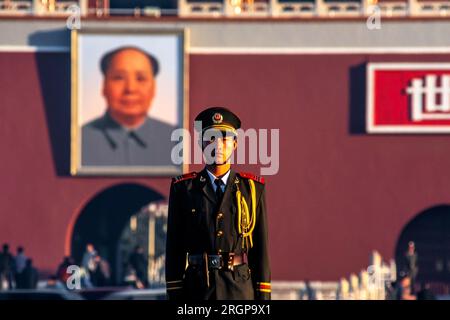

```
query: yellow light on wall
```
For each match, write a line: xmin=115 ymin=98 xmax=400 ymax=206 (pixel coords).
xmin=130 ymin=215 xmax=137 ymax=232
xmin=49 ymin=0 xmax=55 ymax=12
xmin=229 ymin=0 xmax=255 ymax=14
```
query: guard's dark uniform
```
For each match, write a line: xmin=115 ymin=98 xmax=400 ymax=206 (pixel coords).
xmin=165 ymin=107 xmax=271 ymax=300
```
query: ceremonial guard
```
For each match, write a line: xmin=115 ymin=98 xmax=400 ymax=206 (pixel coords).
xmin=165 ymin=107 xmax=271 ymax=300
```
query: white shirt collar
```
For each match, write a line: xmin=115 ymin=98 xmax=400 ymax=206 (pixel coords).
xmin=206 ymin=169 xmax=231 ymax=190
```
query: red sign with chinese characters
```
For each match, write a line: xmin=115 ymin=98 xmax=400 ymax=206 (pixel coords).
xmin=366 ymin=63 xmax=450 ymax=133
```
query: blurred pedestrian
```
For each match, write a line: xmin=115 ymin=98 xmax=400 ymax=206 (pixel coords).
xmin=91 ymin=254 xmax=111 ymax=287
xmin=128 ymin=245 xmax=148 ymax=288
xmin=19 ymin=259 xmax=38 ymax=289
xmin=14 ymin=246 xmax=28 ymax=288
xmin=82 ymin=243 xmax=97 ymax=272
xmin=396 ymin=275 xmax=416 ymax=300
xmin=403 ymin=241 xmax=418 ymax=294
xmin=44 ymin=275 xmax=66 ymax=290
xmin=14 ymin=246 xmax=27 ymax=274
xmin=81 ymin=243 xmax=97 ymax=287
xmin=0 ymin=244 xmax=14 ymax=290
xmin=56 ymin=256 xmax=75 ymax=286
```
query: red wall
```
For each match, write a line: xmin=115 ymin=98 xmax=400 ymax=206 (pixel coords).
xmin=1 ymin=51 xmax=450 ymax=281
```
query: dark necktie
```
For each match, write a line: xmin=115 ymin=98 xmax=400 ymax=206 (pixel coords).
xmin=214 ymin=179 xmax=225 ymax=203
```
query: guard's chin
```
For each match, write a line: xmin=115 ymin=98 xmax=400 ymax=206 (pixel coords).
xmin=214 ymin=157 xmax=230 ymax=166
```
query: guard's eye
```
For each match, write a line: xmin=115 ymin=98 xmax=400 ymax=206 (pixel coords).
xmin=204 ymin=133 xmax=235 ymax=143
xmin=222 ymin=136 xmax=235 ymax=142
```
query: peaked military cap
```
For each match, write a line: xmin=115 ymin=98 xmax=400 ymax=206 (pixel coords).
xmin=194 ymin=107 xmax=241 ymax=135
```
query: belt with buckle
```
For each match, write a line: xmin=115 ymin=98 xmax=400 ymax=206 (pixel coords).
xmin=188 ymin=252 xmax=247 ymax=271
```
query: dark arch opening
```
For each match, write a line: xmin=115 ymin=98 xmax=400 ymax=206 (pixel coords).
xmin=70 ymin=183 xmax=165 ymax=285
xmin=395 ymin=205 xmax=450 ymax=293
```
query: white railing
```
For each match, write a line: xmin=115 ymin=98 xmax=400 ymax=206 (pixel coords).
xmin=335 ymin=251 xmax=397 ymax=300
xmin=179 ymin=0 xmax=450 ymax=17
xmin=0 ymin=0 xmax=448 ymax=18
xmin=271 ymin=281 xmax=339 ymax=300
xmin=273 ymin=2 xmax=316 ymax=16
xmin=416 ymin=0 xmax=450 ymax=16
xmin=376 ymin=2 xmax=408 ymax=17
xmin=179 ymin=0 xmax=224 ymax=16
xmin=321 ymin=1 xmax=362 ymax=16
xmin=225 ymin=0 xmax=271 ymax=16
xmin=0 ymin=1 xmax=32 ymax=15
xmin=55 ymin=1 xmax=78 ymax=12
xmin=0 ymin=0 xmax=88 ymax=16
xmin=271 ymin=251 xmax=397 ymax=300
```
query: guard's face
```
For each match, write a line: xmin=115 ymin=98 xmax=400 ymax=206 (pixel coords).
xmin=103 ymin=49 xmax=156 ymax=123
xmin=202 ymin=132 xmax=237 ymax=165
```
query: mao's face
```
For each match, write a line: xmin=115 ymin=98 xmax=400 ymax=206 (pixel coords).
xmin=103 ymin=49 xmax=156 ymax=121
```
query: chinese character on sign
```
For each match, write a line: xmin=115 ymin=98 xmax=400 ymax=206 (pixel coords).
xmin=366 ymin=63 xmax=450 ymax=133
xmin=406 ymin=75 xmax=450 ymax=121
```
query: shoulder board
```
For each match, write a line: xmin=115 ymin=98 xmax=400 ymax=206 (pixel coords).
xmin=238 ymin=172 xmax=265 ymax=184
xmin=172 ymin=172 xmax=197 ymax=184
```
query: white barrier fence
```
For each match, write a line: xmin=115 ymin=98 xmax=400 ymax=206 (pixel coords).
xmin=272 ymin=251 xmax=397 ymax=300
xmin=0 ymin=0 xmax=448 ymax=17
xmin=179 ymin=0 xmax=450 ymax=18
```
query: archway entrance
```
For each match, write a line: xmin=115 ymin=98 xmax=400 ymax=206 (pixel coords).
xmin=395 ymin=205 xmax=450 ymax=293
xmin=70 ymin=183 xmax=166 ymax=286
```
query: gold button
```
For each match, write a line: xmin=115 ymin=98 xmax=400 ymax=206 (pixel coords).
xmin=218 ymin=249 xmax=222 ymax=253
xmin=217 ymin=230 xmax=223 ymax=237
xmin=217 ymin=213 xmax=224 ymax=219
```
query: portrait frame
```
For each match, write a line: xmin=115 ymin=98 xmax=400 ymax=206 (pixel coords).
xmin=70 ymin=27 xmax=189 ymax=176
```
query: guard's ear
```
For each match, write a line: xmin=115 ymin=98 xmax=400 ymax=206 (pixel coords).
xmin=198 ymin=135 xmax=204 ymax=150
